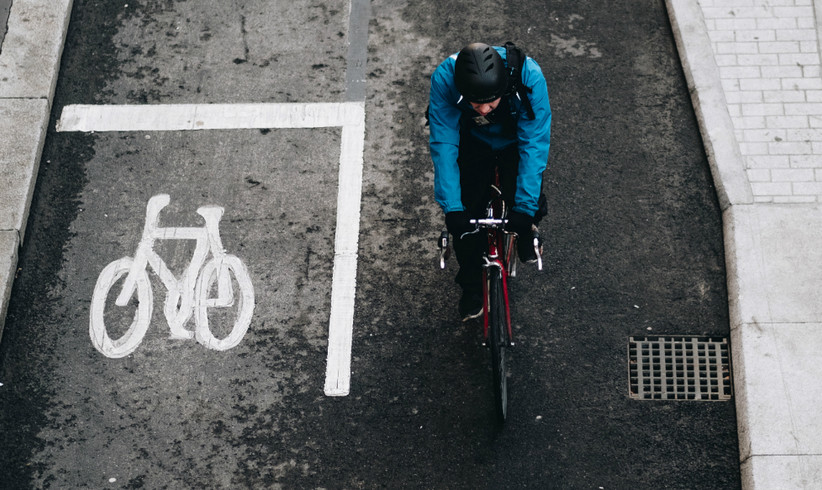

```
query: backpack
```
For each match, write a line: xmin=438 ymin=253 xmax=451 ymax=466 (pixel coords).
xmin=425 ymin=41 xmax=535 ymax=125
xmin=502 ymin=42 xmax=536 ymax=121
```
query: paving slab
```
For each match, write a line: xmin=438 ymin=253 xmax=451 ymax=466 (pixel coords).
xmin=732 ymin=321 xmax=822 ymax=457
xmin=742 ymin=455 xmax=822 ymax=490
xmin=0 ymin=98 xmax=49 ymax=239
xmin=725 ymin=205 xmax=822 ymax=462
xmin=726 ymin=204 xmax=822 ymax=326
xmin=0 ymin=0 xmax=72 ymax=99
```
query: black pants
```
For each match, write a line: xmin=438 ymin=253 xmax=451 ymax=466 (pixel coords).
xmin=453 ymin=137 xmax=521 ymax=294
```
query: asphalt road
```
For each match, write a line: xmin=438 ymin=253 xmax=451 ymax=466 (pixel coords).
xmin=0 ymin=0 xmax=740 ymax=488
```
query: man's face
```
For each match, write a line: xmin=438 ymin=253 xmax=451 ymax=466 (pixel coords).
xmin=469 ymin=98 xmax=501 ymax=117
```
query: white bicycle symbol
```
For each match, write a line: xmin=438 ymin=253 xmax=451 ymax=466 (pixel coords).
xmin=90 ymin=194 xmax=255 ymax=358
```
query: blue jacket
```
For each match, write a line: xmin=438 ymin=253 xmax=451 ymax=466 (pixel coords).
xmin=429 ymin=46 xmax=551 ymax=216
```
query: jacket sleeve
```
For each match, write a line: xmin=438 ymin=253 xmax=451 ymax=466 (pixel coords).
xmin=429 ymin=58 xmax=465 ymax=214
xmin=513 ymin=57 xmax=552 ymax=216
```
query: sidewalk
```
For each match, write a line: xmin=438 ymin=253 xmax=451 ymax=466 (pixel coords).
xmin=668 ymin=0 xmax=822 ymax=487
xmin=0 ymin=0 xmax=73 ymax=336
xmin=0 ymin=0 xmax=820 ymax=488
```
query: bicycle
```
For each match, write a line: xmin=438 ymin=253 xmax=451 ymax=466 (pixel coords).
xmin=90 ymin=194 xmax=255 ymax=358
xmin=439 ymin=171 xmax=542 ymax=424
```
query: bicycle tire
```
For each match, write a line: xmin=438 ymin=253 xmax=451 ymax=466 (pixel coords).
xmin=488 ymin=268 xmax=508 ymax=424
xmin=194 ymin=255 xmax=255 ymax=350
xmin=89 ymin=257 xmax=153 ymax=358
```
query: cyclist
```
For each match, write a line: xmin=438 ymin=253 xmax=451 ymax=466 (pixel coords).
xmin=429 ymin=42 xmax=551 ymax=321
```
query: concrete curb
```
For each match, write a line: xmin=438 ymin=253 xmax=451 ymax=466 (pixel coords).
xmin=665 ymin=0 xmax=753 ymax=210
xmin=0 ymin=0 xmax=73 ymax=337
xmin=0 ymin=98 xmax=49 ymax=238
xmin=0 ymin=231 xmax=18 ymax=333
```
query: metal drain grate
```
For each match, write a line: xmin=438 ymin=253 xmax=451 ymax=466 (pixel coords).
xmin=629 ymin=336 xmax=732 ymax=401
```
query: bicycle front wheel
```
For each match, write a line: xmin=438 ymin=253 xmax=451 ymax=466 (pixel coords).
xmin=89 ymin=257 xmax=153 ymax=358
xmin=488 ymin=269 xmax=509 ymax=424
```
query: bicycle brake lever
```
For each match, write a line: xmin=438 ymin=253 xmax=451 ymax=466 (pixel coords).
xmin=459 ymin=227 xmax=481 ymax=240
xmin=460 ymin=221 xmax=482 ymax=240
xmin=438 ymin=230 xmax=450 ymax=269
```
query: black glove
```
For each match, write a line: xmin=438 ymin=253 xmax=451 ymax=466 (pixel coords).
xmin=507 ymin=211 xmax=538 ymax=263
xmin=445 ymin=211 xmax=474 ymax=238
xmin=505 ymin=210 xmax=534 ymax=237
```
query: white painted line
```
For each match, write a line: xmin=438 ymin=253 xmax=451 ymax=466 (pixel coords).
xmin=57 ymin=102 xmax=365 ymax=396
xmin=56 ymin=102 xmax=364 ymax=132
xmin=324 ymin=116 xmax=365 ymax=396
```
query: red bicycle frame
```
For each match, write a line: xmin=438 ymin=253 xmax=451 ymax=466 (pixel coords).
xmin=437 ymin=167 xmax=540 ymax=345
xmin=481 ymin=175 xmax=514 ymax=346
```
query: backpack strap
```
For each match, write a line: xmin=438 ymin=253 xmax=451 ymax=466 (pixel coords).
xmin=503 ymin=42 xmax=536 ymax=120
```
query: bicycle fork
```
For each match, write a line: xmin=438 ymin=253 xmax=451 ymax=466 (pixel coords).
xmin=482 ymin=260 xmax=513 ymax=348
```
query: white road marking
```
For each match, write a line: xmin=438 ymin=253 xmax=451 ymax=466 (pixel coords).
xmin=89 ymin=194 xmax=255 ymax=358
xmin=58 ymin=102 xmax=365 ymax=396
xmin=324 ymin=119 xmax=365 ymax=396
xmin=57 ymin=102 xmax=364 ymax=131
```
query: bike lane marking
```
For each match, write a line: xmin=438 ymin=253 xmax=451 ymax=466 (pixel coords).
xmin=88 ymin=195 xmax=256 ymax=359
xmin=57 ymin=101 xmax=365 ymax=396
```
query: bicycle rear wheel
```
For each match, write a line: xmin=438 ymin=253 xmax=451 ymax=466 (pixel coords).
xmin=194 ymin=255 xmax=254 ymax=350
xmin=488 ymin=269 xmax=509 ymax=424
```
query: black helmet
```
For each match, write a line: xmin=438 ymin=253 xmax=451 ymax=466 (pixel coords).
xmin=454 ymin=43 xmax=508 ymax=103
